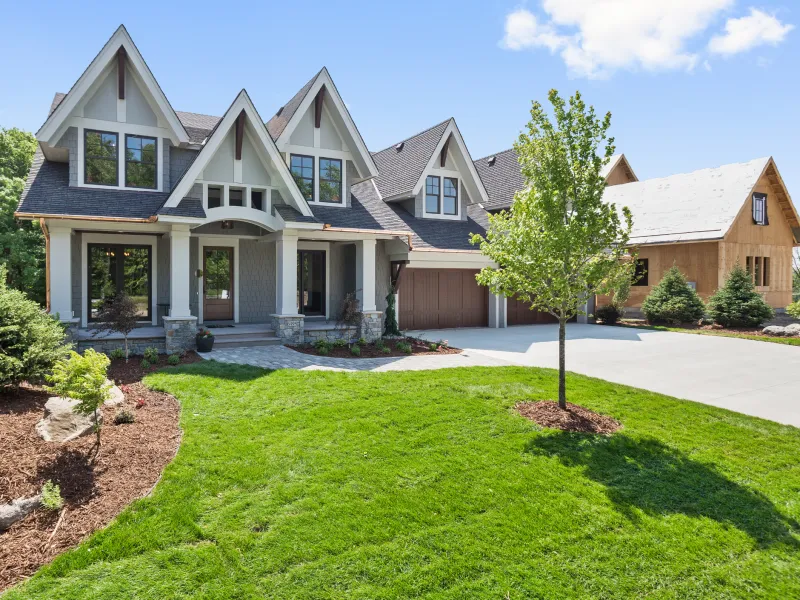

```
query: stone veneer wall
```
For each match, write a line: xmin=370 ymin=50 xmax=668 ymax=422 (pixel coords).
xmin=239 ymin=240 xmax=276 ymax=322
xmin=77 ymin=337 xmax=166 ymax=356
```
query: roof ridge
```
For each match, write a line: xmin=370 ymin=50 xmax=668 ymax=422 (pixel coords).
xmin=371 ymin=118 xmax=452 ymax=156
xmin=473 ymin=147 xmax=517 ymax=163
xmin=619 ymin=156 xmax=770 ymax=186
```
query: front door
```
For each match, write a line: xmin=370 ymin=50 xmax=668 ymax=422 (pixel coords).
xmin=203 ymin=247 xmax=234 ymax=321
xmin=297 ymin=250 xmax=326 ymax=316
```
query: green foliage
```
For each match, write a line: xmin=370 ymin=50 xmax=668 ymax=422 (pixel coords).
xmin=350 ymin=344 xmax=361 ymax=356
xmin=140 ymin=359 xmax=151 ymax=370
xmin=381 ymin=346 xmax=391 ymax=354
xmin=786 ymin=301 xmax=800 ymax=319
xmin=428 ymin=342 xmax=440 ymax=351
xmin=642 ymin=266 xmax=706 ymax=325
xmin=114 ymin=410 xmax=135 ymax=425
xmin=357 ymin=337 xmax=367 ymax=346
xmin=0 ymin=265 xmax=69 ymax=387
xmin=707 ymin=263 xmax=774 ymax=327
xmin=46 ymin=349 xmax=111 ymax=445
xmin=314 ymin=339 xmax=331 ymax=353
xmin=437 ymin=339 xmax=449 ymax=349
xmin=317 ymin=346 xmax=329 ymax=356
xmin=167 ymin=353 xmax=181 ymax=366
xmin=357 ymin=337 xmax=370 ymax=349
xmin=384 ymin=288 xmax=401 ymax=336
xmin=396 ymin=341 xmax=412 ymax=354
xmin=109 ymin=348 xmax=125 ymax=361
xmin=0 ymin=127 xmax=37 ymax=179
xmin=595 ymin=304 xmax=622 ymax=325
xmin=143 ymin=347 xmax=159 ymax=363
xmin=40 ymin=480 xmax=63 ymax=511
xmin=92 ymin=294 xmax=140 ymax=360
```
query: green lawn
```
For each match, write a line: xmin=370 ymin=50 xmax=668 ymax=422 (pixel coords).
xmin=7 ymin=363 xmax=800 ymax=599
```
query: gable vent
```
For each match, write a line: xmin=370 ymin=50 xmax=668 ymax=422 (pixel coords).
xmin=276 ymin=106 xmax=284 ymax=117
xmin=395 ymin=142 xmax=404 ymax=151
xmin=487 ymin=156 xmax=496 ymax=166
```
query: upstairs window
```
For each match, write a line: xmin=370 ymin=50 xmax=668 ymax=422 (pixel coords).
xmin=125 ymin=135 xmax=157 ymax=189
xmin=632 ymin=259 xmax=649 ymax=286
xmin=208 ymin=186 xmax=222 ymax=209
xmin=84 ymin=130 xmax=118 ymax=186
xmin=425 ymin=176 xmax=440 ymax=214
xmin=290 ymin=154 xmax=314 ymax=202
xmin=443 ymin=177 xmax=458 ymax=215
xmin=229 ymin=188 xmax=244 ymax=207
xmin=251 ymin=190 xmax=264 ymax=211
xmin=752 ymin=192 xmax=768 ymax=225
xmin=319 ymin=158 xmax=342 ymax=203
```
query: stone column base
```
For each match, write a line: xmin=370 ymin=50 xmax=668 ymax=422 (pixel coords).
xmin=359 ymin=311 xmax=383 ymax=342
xmin=163 ymin=316 xmax=198 ymax=353
xmin=270 ymin=314 xmax=305 ymax=344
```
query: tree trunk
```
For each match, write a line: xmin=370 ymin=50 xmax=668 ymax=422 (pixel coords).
xmin=124 ymin=336 xmax=129 ymax=362
xmin=94 ymin=407 xmax=100 ymax=446
xmin=558 ymin=317 xmax=567 ymax=409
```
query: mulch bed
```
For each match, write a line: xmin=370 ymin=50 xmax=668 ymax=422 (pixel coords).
xmin=516 ymin=401 xmax=622 ymax=434
xmin=619 ymin=318 xmax=800 ymax=339
xmin=0 ymin=352 xmax=199 ymax=592
xmin=289 ymin=337 xmax=462 ymax=359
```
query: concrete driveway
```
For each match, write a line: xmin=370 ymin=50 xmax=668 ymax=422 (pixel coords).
xmin=411 ymin=324 xmax=800 ymax=427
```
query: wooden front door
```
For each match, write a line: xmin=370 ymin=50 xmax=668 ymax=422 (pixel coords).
xmin=203 ymin=247 xmax=233 ymax=321
xmin=399 ymin=268 xmax=488 ymax=330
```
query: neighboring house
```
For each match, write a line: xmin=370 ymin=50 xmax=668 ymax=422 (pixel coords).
xmin=475 ymin=148 xmax=800 ymax=312
xmin=16 ymin=25 xmax=510 ymax=352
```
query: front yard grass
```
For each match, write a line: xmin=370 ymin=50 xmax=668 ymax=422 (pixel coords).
xmin=6 ymin=363 xmax=800 ymax=599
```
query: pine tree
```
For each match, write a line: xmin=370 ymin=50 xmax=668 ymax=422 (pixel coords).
xmin=642 ymin=265 xmax=705 ymax=325
xmin=707 ymin=263 xmax=774 ymax=327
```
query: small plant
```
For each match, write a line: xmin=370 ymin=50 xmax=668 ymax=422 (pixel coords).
xmin=109 ymin=348 xmax=125 ymax=360
xmin=396 ymin=341 xmax=412 ymax=354
xmin=114 ymin=410 xmax=135 ymax=425
xmin=140 ymin=359 xmax=151 ymax=370
xmin=332 ymin=338 xmax=348 ymax=348
xmin=92 ymin=293 xmax=140 ymax=361
xmin=318 ymin=345 xmax=330 ymax=356
xmin=40 ymin=480 xmax=63 ymax=511
xmin=314 ymin=339 xmax=331 ymax=351
xmin=437 ymin=339 xmax=449 ymax=349
xmin=374 ymin=338 xmax=385 ymax=349
xmin=381 ymin=346 xmax=391 ymax=354
xmin=350 ymin=344 xmax=361 ymax=356
xmin=707 ymin=263 xmax=774 ymax=327
xmin=788 ymin=301 xmax=800 ymax=319
xmin=167 ymin=353 xmax=181 ymax=366
xmin=594 ymin=305 xmax=622 ymax=325
xmin=357 ymin=337 xmax=367 ymax=346
xmin=428 ymin=342 xmax=440 ymax=351
xmin=135 ymin=398 xmax=146 ymax=409
xmin=642 ymin=265 xmax=705 ymax=325
xmin=143 ymin=346 xmax=159 ymax=363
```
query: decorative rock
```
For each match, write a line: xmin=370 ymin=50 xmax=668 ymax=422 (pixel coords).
xmin=762 ymin=325 xmax=788 ymax=337
xmin=104 ymin=380 xmax=124 ymax=406
xmin=784 ymin=323 xmax=800 ymax=336
xmin=36 ymin=396 xmax=102 ymax=443
xmin=0 ymin=495 xmax=42 ymax=530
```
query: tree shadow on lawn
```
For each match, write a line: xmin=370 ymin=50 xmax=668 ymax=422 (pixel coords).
xmin=153 ymin=360 xmax=275 ymax=382
xmin=527 ymin=432 xmax=800 ymax=548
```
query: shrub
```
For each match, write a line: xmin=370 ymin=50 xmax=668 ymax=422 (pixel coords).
xmin=357 ymin=337 xmax=367 ymax=346
xmin=140 ymin=359 xmax=151 ymax=370
xmin=109 ymin=348 xmax=125 ymax=360
xmin=314 ymin=339 xmax=331 ymax=353
xmin=707 ymin=263 xmax=774 ymax=327
xmin=143 ymin=346 xmax=159 ymax=363
xmin=396 ymin=341 xmax=412 ymax=354
xmin=374 ymin=338 xmax=385 ymax=350
xmin=642 ymin=266 xmax=706 ymax=325
xmin=786 ymin=301 xmax=800 ymax=319
xmin=428 ymin=342 xmax=440 ymax=351
xmin=594 ymin=305 xmax=622 ymax=325
xmin=332 ymin=338 xmax=347 ymax=348
xmin=350 ymin=344 xmax=361 ymax=356
xmin=46 ymin=349 xmax=111 ymax=446
xmin=0 ymin=265 xmax=69 ymax=387
xmin=114 ymin=410 xmax=135 ymax=425
xmin=40 ymin=480 xmax=63 ymax=511
xmin=92 ymin=293 xmax=139 ymax=361
xmin=381 ymin=346 xmax=391 ymax=354
xmin=167 ymin=353 xmax=181 ymax=366
xmin=318 ymin=346 xmax=329 ymax=356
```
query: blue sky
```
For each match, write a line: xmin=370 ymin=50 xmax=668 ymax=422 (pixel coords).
xmin=1 ymin=1 xmax=798 ymax=194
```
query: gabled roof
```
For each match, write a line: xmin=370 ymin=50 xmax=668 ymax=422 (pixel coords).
xmin=162 ymin=89 xmax=313 ymax=218
xmin=603 ymin=157 xmax=800 ymax=245
xmin=601 ymin=153 xmax=638 ymax=183
xmin=37 ymin=25 xmax=189 ymax=146
xmin=265 ymin=69 xmax=321 ymax=141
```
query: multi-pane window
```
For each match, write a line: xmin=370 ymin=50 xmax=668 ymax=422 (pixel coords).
xmin=290 ymin=155 xmax=314 ymax=202
xmin=125 ymin=135 xmax=157 ymax=189
xmin=319 ymin=158 xmax=342 ymax=203
xmin=208 ymin=186 xmax=222 ymax=209
xmin=84 ymin=130 xmax=118 ymax=186
xmin=88 ymin=244 xmax=151 ymax=321
xmin=443 ymin=178 xmax=458 ymax=215
xmin=753 ymin=193 xmax=768 ymax=225
xmin=745 ymin=255 xmax=771 ymax=286
xmin=425 ymin=176 xmax=440 ymax=214
xmin=251 ymin=190 xmax=264 ymax=211
xmin=229 ymin=188 xmax=244 ymax=207
xmin=632 ymin=259 xmax=649 ymax=286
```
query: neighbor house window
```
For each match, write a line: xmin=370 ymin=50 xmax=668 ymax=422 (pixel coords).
xmin=208 ymin=186 xmax=222 ymax=209
xmin=754 ymin=257 xmax=762 ymax=286
xmin=753 ymin=192 xmax=768 ymax=225
xmin=746 ymin=256 xmax=752 ymax=277
xmin=290 ymin=154 xmax=314 ymax=202
xmin=88 ymin=244 xmax=151 ymax=321
xmin=319 ymin=158 xmax=342 ymax=203
xmin=443 ymin=177 xmax=458 ymax=215
xmin=84 ymin=130 xmax=118 ymax=186
xmin=251 ymin=190 xmax=264 ymax=211
xmin=632 ymin=259 xmax=649 ymax=286
xmin=125 ymin=135 xmax=157 ymax=189
xmin=763 ymin=257 xmax=770 ymax=286
xmin=425 ymin=176 xmax=440 ymax=214
xmin=229 ymin=188 xmax=244 ymax=207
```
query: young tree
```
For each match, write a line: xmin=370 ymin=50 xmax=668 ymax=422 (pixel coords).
xmin=707 ymin=263 xmax=774 ymax=327
xmin=92 ymin=293 xmax=140 ymax=361
xmin=472 ymin=90 xmax=633 ymax=409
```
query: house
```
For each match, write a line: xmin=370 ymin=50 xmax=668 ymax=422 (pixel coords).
xmin=16 ymin=25 xmax=512 ymax=352
xmin=475 ymin=149 xmax=800 ymax=312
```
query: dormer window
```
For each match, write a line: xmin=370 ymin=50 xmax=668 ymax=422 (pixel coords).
xmin=125 ymin=135 xmax=157 ymax=189
xmin=425 ymin=176 xmax=440 ymax=213
xmin=320 ymin=158 xmax=342 ymax=203
xmin=85 ymin=130 xmax=118 ymax=186
xmin=290 ymin=154 xmax=314 ymax=202
xmin=753 ymin=193 xmax=768 ymax=225
xmin=443 ymin=177 xmax=458 ymax=215
xmin=425 ymin=175 xmax=459 ymax=217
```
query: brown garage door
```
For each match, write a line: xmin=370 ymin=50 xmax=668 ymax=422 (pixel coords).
xmin=399 ymin=269 xmax=488 ymax=330
xmin=506 ymin=297 xmax=558 ymax=326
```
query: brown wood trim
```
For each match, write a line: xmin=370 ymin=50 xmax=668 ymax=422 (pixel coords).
xmin=235 ymin=110 xmax=245 ymax=160
xmin=440 ymin=134 xmax=451 ymax=167
xmin=314 ymin=86 xmax=325 ymax=128
xmin=117 ymin=47 xmax=126 ymax=100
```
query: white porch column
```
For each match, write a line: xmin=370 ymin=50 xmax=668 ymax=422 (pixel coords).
xmin=49 ymin=225 xmax=73 ymax=321
xmin=169 ymin=225 xmax=192 ymax=317
xmin=276 ymin=231 xmax=299 ymax=314
xmin=356 ymin=239 xmax=377 ymax=312
xmin=489 ymin=293 xmax=507 ymax=328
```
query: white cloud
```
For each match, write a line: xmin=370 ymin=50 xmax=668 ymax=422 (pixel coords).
xmin=501 ymin=2 xmax=792 ymax=78
xmin=708 ymin=8 xmax=793 ymax=55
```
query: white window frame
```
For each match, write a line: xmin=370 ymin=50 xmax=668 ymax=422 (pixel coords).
xmin=422 ymin=168 xmax=461 ymax=220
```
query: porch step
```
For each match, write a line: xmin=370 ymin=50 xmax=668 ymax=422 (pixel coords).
xmin=213 ymin=335 xmax=283 ymax=349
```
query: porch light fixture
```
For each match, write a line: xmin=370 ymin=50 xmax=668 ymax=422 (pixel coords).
xmin=221 ymin=220 xmax=234 ymax=230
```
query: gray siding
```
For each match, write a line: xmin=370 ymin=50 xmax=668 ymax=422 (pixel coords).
xmin=157 ymin=235 xmax=170 ymax=324
xmin=162 ymin=140 xmax=171 ymax=192
xmin=375 ymin=240 xmax=390 ymax=312
xmin=239 ymin=240 xmax=276 ymax=322
xmin=328 ymin=244 xmax=346 ymax=319
xmin=346 ymin=160 xmax=357 ymax=208
xmin=56 ymin=127 xmax=78 ymax=187
xmin=71 ymin=232 xmax=81 ymax=321
xmin=190 ymin=237 xmax=199 ymax=318
xmin=460 ymin=187 xmax=471 ymax=222
xmin=170 ymin=147 xmax=199 ymax=190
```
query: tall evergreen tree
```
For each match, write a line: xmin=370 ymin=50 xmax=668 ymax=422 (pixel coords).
xmin=707 ymin=263 xmax=774 ymax=327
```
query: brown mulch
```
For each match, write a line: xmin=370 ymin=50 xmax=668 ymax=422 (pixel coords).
xmin=516 ymin=401 xmax=622 ymax=434
xmin=0 ymin=353 xmax=198 ymax=591
xmin=289 ymin=337 xmax=462 ymax=358
xmin=620 ymin=318 xmax=799 ymax=339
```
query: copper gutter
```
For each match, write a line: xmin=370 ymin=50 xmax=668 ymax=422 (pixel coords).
xmin=15 ymin=212 xmax=158 ymax=223
xmin=321 ymin=224 xmax=413 ymax=250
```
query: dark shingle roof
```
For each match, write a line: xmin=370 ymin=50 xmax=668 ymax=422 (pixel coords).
xmin=17 ymin=150 xmax=169 ymax=219
xmin=272 ymin=204 xmax=318 ymax=223
xmin=50 ymin=92 xmax=67 ymax=115
xmin=265 ymin=69 xmax=322 ymax=141
xmin=371 ymin=119 xmax=451 ymax=199
xmin=175 ymin=111 xmax=222 ymax=144
xmin=157 ymin=197 xmax=205 ymax=218
xmin=473 ymin=148 xmax=523 ymax=211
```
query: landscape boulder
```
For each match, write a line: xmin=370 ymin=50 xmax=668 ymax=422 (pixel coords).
xmin=36 ymin=396 xmax=102 ymax=443
xmin=761 ymin=325 xmax=799 ymax=337
xmin=0 ymin=495 xmax=41 ymax=531
xmin=785 ymin=323 xmax=800 ymax=336
xmin=104 ymin=381 xmax=124 ymax=406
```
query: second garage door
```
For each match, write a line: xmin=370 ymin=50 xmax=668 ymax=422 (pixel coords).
xmin=506 ymin=297 xmax=558 ymax=326
xmin=399 ymin=268 xmax=488 ymax=330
